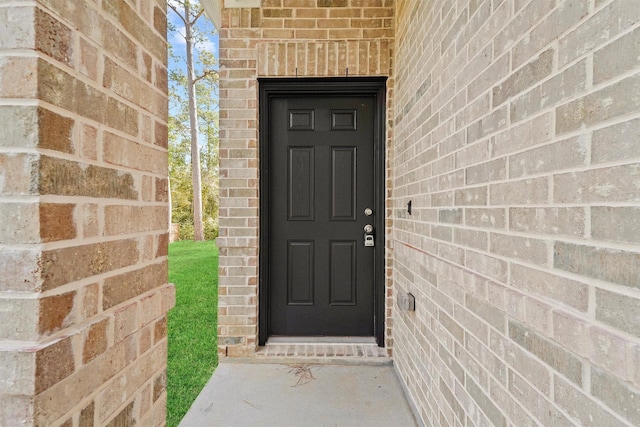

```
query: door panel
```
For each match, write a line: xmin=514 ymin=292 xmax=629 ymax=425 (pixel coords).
xmin=329 ymin=241 xmax=357 ymax=306
xmin=288 ymin=147 xmax=314 ymax=220
xmin=269 ymin=95 xmax=376 ymax=336
xmin=331 ymin=147 xmax=356 ymax=220
xmin=287 ymin=241 xmax=314 ymax=305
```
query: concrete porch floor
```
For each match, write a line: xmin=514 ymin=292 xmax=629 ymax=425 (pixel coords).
xmin=178 ymin=358 xmax=418 ymax=427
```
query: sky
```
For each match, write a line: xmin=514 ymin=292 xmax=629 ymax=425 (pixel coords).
xmin=166 ymin=2 xmax=219 ymax=120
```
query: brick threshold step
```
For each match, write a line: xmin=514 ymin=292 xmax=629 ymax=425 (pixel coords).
xmin=252 ymin=340 xmax=391 ymax=364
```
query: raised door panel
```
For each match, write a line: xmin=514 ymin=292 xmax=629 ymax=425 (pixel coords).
xmin=288 ymin=147 xmax=314 ymax=221
xmin=331 ymin=147 xmax=356 ymax=221
xmin=329 ymin=241 xmax=357 ymax=305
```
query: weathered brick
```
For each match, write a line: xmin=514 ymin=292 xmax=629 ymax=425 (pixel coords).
xmin=103 ymin=132 xmax=167 ymax=174
xmin=493 ymin=0 xmax=555 ymax=57
xmin=592 ymin=118 xmax=640 ymax=164
xmin=464 ymin=208 xmax=506 ymax=229
xmin=79 ymin=402 xmax=95 ymax=427
xmin=0 ymin=7 xmax=34 ymax=49
xmin=41 ymin=239 xmax=140 ymax=291
xmin=466 ymin=158 xmax=506 ymax=185
xmin=490 ymin=112 xmax=552 ymax=158
xmin=79 ymin=37 xmax=99 ymax=81
xmin=0 ymin=56 xmax=38 ymax=98
xmin=466 ymin=377 xmax=506 ymax=427
xmin=509 ymin=135 xmax=588 ymax=178
xmin=0 ymin=106 xmax=38 ymax=148
xmin=509 ymin=320 xmax=582 ymax=385
xmin=104 ymin=206 xmax=168 ymax=235
xmin=0 ymin=351 xmax=34 ymax=395
xmin=439 ymin=311 xmax=464 ymax=344
xmin=493 ymin=48 xmax=553 ymax=107
xmin=114 ymin=302 xmax=138 ymax=343
xmin=594 ymin=25 xmax=640 ymax=84
xmin=140 ymin=291 xmax=162 ymax=326
xmin=453 ymin=228 xmax=488 ymax=251
xmin=0 ymin=203 xmax=40 ymax=244
xmin=96 ymin=344 xmax=166 ymax=423
xmin=0 ymin=153 xmax=38 ymax=195
xmin=39 ymin=203 xmax=76 ymax=242
xmin=154 ymin=121 xmax=168 ymax=148
xmin=37 ymin=107 xmax=74 ymax=154
xmin=497 ymin=333 xmax=552 ymax=395
xmin=104 ymin=97 xmax=140 ymax=137
xmin=464 ymin=251 xmax=508 ymax=282
xmin=540 ymin=59 xmax=588 ymax=111
xmin=556 ymin=74 xmax=640 ymax=135
xmin=318 ymin=0 xmax=348 ymax=8
xmin=155 ymin=177 xmax=169 ymax=202
xmin=0 ymin=298 xmax=38 ymax=340
xmin=512 ymin=0 xmax=588 ymax=68
xmin=454 ymin=186 xmax=487 ymax=206
xmin=554 ymin=164 xmax=640 ymax=204
xmin=488 ymin=380 xmax=538 ymax=427
xmin=103 ymin=0 xmax=167 ymax=60
xmin=559 ymin=0 xmax=640 ymax=68
xmin=466 ymin=106 xmax=508 ymax=144
xmin=489 ymin=233 xmax=548 ymax=266
xmin=596 ymin=289 xmax=640 ymax=337
xmin=509 ymin=207 xmax=585 ymax=237
xmin=511 ymin=264 xmax=588 ymax=312
xmin=591 ymin=367 xmax=640 ymax=426
xmin=508 ymin=370 xmax=571 ymax=426
xmin=103 ymin=262 xmax=167 ymax=310
xmin=554 ymin=242 xmax=640 ymax=290
xmin=153 ymin=6 xmax=166 ymax=35
xmin=81 ymin=283 xmax=100 ymax=320
xmin=104 ymin=401 xmax=134 ymax=427
xmin=439 ymin=378 xmax=465 ymax=423
xmin=83 ymin=318 xmax=109 ymax=364
xmin=438 ymin=208 xmax=462 ymax=224
xmin=490 ymin=178 xmax=548 ymax=205
xmin=153 ymin=370 xmax=166 ymax=402
xmin=554 ymin=375 xmax=624 ymax=427
xmin=465 ymin=294 xmax=505 ymax=332
xmin=39 ymin=155 xmax=138 ymax=199
xmin=589 ymin=326 xmax=632 ymax=381
xmin=35 ymin=8 xmax=73 ymax=65
xmin=467 ymin=52 xmax=510 ymax=103
xmin=592 ymin=206 xmax=640 ymax=244
xmin=0 ymin=248 xmax=41 ymax=292
xmin=153 ymin=317 xmax=167 ymax=344
xmin=39 ymin=291 xmax=75 ymax=335
xmin=35 ymin=337 xmax=75 ymax=393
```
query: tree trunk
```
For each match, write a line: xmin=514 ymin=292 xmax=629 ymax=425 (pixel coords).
xmin=184 ymin=1 xmax=204 ymax=241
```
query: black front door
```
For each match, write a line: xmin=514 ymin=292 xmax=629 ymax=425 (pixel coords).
xmin=263 ymin=84 xmax=383 ymax=339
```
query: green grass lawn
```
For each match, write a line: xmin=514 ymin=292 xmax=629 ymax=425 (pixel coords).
xmin=167 ymin=240 xmax=219 ymax=427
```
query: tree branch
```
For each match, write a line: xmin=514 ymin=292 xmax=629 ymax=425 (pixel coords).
xmin=168 ymin=3 xmax=187 ymax=26
xmin=190 ymin=8 xmax=205 ymax=26
xmin=193 ymin=68 xmax=219 ymax=83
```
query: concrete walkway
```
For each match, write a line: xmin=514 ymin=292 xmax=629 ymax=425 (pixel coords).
xmin=178 ymin=361 xmax=418 ymax=427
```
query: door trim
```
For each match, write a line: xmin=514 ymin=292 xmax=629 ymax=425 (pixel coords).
xmin=258 ymin=77 xmax=387 ymax=346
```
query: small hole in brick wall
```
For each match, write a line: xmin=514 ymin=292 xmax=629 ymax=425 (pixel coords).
xmin=407 ymin=200 xmax=412 ymax=215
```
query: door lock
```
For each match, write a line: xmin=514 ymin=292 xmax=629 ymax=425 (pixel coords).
xmin=364 ymin=224 xmax=375 ymax=247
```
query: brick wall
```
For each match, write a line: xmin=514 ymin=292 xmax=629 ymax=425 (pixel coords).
xmin=217 ymin=0 xmax=395 ymax=356
xmin=392 ymin=0 xmax=640 ymax=425
xmin=0 ymin=1 xmax=173 ymax=426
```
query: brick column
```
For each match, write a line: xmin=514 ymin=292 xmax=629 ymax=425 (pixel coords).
xmin=0 ymin=1 xmax=173 ymax=426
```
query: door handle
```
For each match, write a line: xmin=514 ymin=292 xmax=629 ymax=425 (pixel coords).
xmin=364 ymin=224 xmax=374 ymax=247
